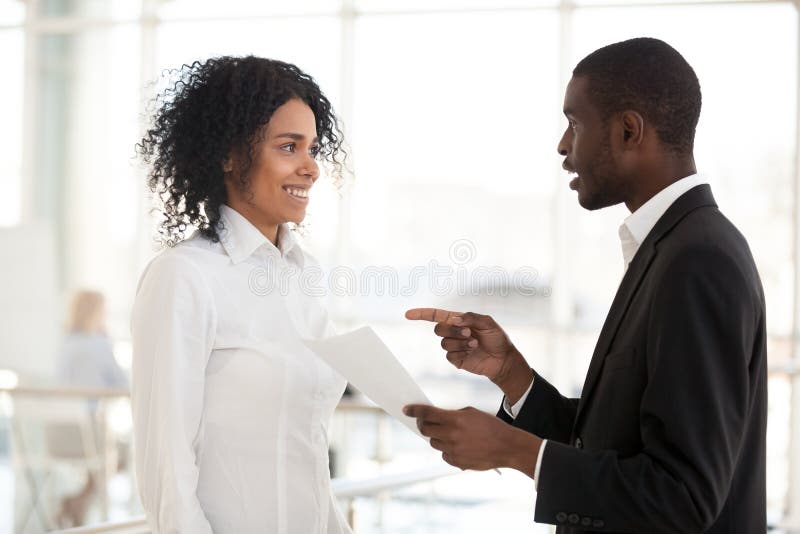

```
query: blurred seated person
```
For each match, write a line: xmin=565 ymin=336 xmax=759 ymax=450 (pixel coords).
xmin=57 ymin=290 xmax=127 ymax=391
xmin=53 ymin=290 xmax=128 ymax=527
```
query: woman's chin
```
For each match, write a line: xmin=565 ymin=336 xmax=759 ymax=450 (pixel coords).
xmin=287 ymin=210 xmax=307 ymax=225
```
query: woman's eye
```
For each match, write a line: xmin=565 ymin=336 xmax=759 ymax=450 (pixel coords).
xmin=309 ymin=145 xmax=321 ymax=157
xmin=280 ymin=143 xmax=296 ymax=153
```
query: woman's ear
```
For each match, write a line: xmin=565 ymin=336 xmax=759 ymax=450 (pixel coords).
xmin=222 ymin=157 xmax=233 ymax=173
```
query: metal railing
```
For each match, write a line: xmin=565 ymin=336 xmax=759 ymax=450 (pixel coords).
xmin=48 ymin=518 xmax=149 ymax=534
xmin=48 ymin=464 xmax=462 ymax=534
xmin=0 ymin=384 xmax=458 ymax=534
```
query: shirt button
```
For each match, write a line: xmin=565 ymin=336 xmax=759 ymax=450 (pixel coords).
xmin=581 ymin=517 xmax=592 ymax=527
xmin=592 ymin=519 xmax=605 ymax=528
xmin=556 ymin=512 xmax=567 ymax=523
xmin=575 ymin=437 xmax=583 ymax=449
xmin=568 ymin=513 xmax=580 ymax=524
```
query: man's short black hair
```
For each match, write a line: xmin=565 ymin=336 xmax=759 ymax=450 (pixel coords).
xmin=573 ymin=37 xmax=701 ymax=155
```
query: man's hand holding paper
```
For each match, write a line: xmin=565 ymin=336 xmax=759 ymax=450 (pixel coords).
xmin=402 ymin=307 xmax=541 ymax=476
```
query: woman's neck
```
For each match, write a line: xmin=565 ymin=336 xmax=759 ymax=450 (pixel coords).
xmin=226 ymin=201 xmax=279 ymax=245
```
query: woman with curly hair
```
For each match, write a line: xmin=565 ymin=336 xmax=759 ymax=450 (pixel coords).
xmin=131 ymin=56 xmax=350 ymax=534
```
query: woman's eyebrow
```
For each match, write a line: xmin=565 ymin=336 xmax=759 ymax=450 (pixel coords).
xmin=274 ymin=132 xmax=319 ymax=143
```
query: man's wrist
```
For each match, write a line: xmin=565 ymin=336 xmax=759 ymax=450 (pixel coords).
xmin=503 ymin=427 xmax=541 ymax=478
xmin=494 ymin=351 xmax=534 ymax=404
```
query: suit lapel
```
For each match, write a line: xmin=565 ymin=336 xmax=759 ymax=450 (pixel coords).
xmin=572 ymin=184 xmax=718 ymax=429
xmin=573 ymin=240 xmax=657 ymax=426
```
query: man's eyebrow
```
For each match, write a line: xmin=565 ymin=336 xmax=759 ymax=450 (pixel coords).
xmin=274 ymin=132 xmax=319 ymax=143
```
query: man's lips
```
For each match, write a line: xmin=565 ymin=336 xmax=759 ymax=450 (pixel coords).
xmin=563 ymin=162 xmax=579 ymax=190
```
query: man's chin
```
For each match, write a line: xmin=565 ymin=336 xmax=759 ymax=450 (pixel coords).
xmin=577 ymin=192 xmax=600 ymax=211
xmin=577 ymin=192 xmax=617 ymax=211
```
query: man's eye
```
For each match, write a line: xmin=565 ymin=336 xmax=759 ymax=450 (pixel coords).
xmin=569 ymin=120 xmax=577 ymax=130
xmin=280 ymin=143 xmax=296 ymax=153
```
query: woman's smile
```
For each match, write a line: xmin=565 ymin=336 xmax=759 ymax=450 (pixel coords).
xmin=283 ymin=184 xmax=311 ymax=203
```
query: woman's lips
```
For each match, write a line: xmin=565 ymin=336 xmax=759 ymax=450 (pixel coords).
xmin=283 ymin=186 xmax=310 ymax=203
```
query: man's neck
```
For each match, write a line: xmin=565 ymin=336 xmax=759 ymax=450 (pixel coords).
xmin=625 ymin=156 xmax=696 ymax=213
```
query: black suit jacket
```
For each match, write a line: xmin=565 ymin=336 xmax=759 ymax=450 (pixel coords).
xmin=499 ymin=185 xmax=767 ymax=533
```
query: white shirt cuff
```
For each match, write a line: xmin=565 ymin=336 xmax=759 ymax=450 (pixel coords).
xmin=501 ymin=375 xmax=534 ymax=419
xmin=534 ymin=439 xmax=547 ymax=490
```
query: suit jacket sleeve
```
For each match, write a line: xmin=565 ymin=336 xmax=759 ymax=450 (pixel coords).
xmin=497 ymin=370 xmax=579 ymax=444
xmin=534 ymin=245 xmax=763 ymax=533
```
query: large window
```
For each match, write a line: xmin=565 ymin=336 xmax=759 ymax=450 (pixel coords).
xmin=0 ymin=27 xmax=24 ymax=227
xmin=1 ymin=0 xmax=798 ymax=530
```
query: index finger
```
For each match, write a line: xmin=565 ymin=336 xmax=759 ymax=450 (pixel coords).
xmin=405 ymin=308 xmax=463 ymax=323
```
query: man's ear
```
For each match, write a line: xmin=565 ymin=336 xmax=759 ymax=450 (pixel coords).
xmin=620 ymin=110 xmax=644 ymax=147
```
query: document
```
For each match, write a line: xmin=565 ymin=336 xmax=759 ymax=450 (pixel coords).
xmin=303 ymin=326 xmax=431 ymax=438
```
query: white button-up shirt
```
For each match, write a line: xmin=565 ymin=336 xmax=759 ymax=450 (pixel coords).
xmin=131 ymin=205 xmax=350 ymax=534
xmin=618 ymin=173 xmax=707 ymax=269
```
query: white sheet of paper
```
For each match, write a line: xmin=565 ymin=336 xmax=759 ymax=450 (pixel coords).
xmin=303 ymin=326 xmax=432 ymax=438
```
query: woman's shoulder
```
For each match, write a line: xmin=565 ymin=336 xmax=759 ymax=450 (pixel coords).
xmin=141 ymin=232 xmax=223 ymax=277
xmin=137 ymin=235 xmax=222 ymax=297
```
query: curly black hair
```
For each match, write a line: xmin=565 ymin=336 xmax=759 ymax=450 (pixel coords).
xmin=137 ymin=56 xmax=345 ymax=246
xmin=573 ymin=37 xmax=701 ymax=155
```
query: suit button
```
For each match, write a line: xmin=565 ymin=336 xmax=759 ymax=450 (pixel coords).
xmin=556 ymin=512 xmax=567 ymax=523
xmin=568 ymin=513 xmax=580 ymax=524
xmin=581 ymin=517 xmax=592 ymax=527
xmin=575 ymin=437 xmax=583 ymax=449
xmin=593 ymin=519 xmax=605 ymax=528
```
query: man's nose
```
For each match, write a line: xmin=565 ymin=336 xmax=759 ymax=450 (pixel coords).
xmin=557 ymin=129 xmax=570 ymax=156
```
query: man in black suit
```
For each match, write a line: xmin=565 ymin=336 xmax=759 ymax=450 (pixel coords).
xmin=403 ymin=37 xmax=767 ymax=533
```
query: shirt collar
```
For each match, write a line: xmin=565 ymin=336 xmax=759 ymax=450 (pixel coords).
xmin=217 ymin=205 xmax=303 ymax=266
xmin=619 ymin=173 xmax=707 ymax=269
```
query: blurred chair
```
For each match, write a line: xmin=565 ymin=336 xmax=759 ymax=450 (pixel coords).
xmin=19 ymin=289 xmax=130 ymax=531
xmin=9 ymin=395 xmax=107 ymax=533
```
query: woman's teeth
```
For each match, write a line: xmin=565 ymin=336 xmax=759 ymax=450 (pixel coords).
xmin=286 ymin=188 xmax=308 ymax=199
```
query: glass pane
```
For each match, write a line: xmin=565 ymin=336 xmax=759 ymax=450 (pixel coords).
xmin=155 ymin=17 xmax=341 ymax=106
xmin=38 ymin=0 xmax=141 ymax=19
xmin=767 ymin=373 xmax=791 ymax=520
xmin=348 ymin=10 xmax=560 ymax=403
xmin=35 ymin=25 xmax=143 ymax=326
xmin=0 ymin=29 xmax=23 ymax=226
xmin=352 ymin=10 xmax=560 ymax=265
xmin=158 ymin=0 xmax=340 ymax=19
xmin=355 ymin=0 xmax=557 ymax=11
xmin=576 ymin=0 xmax=737 ymax=5
xmin=0 ymin=0 xmax=24 ymax=24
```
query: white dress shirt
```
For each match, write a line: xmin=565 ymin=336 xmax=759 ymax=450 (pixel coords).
xmin=131 ymin=205 xmax=350 ymax=534
xmin=618 ymin=173 xmax=707 ymax=270
xmin=505 ymin=174 xmax=707 ymax=488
